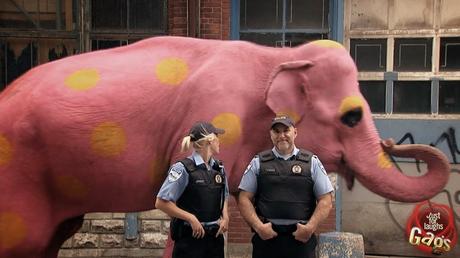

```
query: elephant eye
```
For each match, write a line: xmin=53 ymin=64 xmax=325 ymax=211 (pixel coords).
xmin=340 ymin=107 xmax=362 ymax=128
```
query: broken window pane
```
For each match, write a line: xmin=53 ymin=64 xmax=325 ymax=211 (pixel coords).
xmin=0 ymin=0 xmax=76 ymax=30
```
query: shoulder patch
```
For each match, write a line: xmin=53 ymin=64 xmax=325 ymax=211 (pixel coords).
xmin=168 ymin=168 xmax=183 ymax=182
xmin=313 ymin=156 xmax=327 ymax=175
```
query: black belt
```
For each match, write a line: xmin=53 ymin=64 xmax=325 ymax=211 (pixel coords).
xmin=183 ymin=224 xmax=220 ymax=236
xmin=272 ymin=224 xmax=297 ymax=234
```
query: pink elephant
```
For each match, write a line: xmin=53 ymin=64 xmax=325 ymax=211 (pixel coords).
xmin=0 ymin=36 xmax=450 ymax=257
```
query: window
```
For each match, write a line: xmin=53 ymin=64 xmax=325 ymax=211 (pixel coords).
xmin=0 ymin=38 xmax=78 ymax=88
xmin=91 ymin=40 xmax=128 ymax=51
xmin=393 ymin=81 xmax=431 ymax=114
xmin=0 ymin=1 xmax=79 ymax=90
xmin=239 ymin=0 xmax=329 ymax=47
xmin=0 ymin=0 xmax=76 ymax=30
xmin=394 ymin=38 xmax=432 ymax=71
xmin=91 ymin=0 xmax=166 ymax=32
xmin=347 ymin=1 xmax=460 ymax=116
xmin=351 ymin=39 xmax=387 ymax=71
xmin=359 ymin=81 xmax=386 ymax=113
xmin=1 ymin=39 xmax=39 ymax=87
xmin=439 ymin=81 xmax=460 ymax=114
xmin=440 ymin=37 xmax=460 ymax=71
xmin=90 ymin=0 xmax=166 ymax=51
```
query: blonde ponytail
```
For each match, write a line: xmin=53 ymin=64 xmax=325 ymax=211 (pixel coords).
xmin=181 ymin=135 xmax=192 ymax=152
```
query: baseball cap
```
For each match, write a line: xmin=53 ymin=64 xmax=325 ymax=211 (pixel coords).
xmin=189 ymin=121 xmax=225 ymax=141
xmin=271 ymin=115 xmax=295 ymax=129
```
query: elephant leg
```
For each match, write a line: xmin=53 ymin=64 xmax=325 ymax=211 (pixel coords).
xmin=0 ymin=193 xmax=56 ymax=258
xmin=44 ymin=215 xmax=84 ymax=258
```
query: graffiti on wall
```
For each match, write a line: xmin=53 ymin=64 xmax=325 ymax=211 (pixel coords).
xmin=376 ymin=122 xmax=460 ymax=255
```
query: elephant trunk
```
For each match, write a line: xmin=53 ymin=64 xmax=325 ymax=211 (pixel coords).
xmin=346 ymin=136 xmax=450 ymax=202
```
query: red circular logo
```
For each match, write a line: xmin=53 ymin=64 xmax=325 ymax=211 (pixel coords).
xmin=406 ymin=201 xmax=457 ymax=254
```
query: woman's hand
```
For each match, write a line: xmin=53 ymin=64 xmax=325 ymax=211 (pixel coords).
xmin=188 ymin=215 xmax=205 ymax=238
xmin=216 ymin=216 xmax=229 ymax=237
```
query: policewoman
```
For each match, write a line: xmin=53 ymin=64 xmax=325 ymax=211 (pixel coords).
xmin=238 ymin=115 xmax=333 ymax=258
xmin=155 ymin=121 xmax=229 ymax=258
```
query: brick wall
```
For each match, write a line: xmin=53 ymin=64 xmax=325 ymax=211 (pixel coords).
xmin=168 ymin=0 xmax=230 ymax=39
xmin=168 ymin=0 xmax=187 ymax=36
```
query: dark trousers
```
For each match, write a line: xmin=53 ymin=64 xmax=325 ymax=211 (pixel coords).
xmin=172 ymin=225 xmax=224 ymax=258
xmin=252 ymin=232 xmax=317 ymax=258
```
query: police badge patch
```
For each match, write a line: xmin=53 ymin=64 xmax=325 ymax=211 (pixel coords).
xmin=291 ymin=164 xmax=302 ymax=174
xmin=168 ymin=169 xmax=182 ymax=182
xmin=215 ymin=174 xmax=223 ymax=183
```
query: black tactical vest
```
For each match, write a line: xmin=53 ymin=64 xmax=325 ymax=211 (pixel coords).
xmin=176 ymin=158 xmax=225 ymax=222
xmin=255 ymin=149 xmax=316 ymax=221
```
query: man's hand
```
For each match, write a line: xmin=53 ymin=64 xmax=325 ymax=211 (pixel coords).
xmin=292 ymin=223 xmax=314 ymax=243
xmin=188 ymin=215 xmax=205 ymax=239
xmin=216 ymin=216 xmax=229 ymax=237
xmin=254 ymin=222 xmax=278 ymax=240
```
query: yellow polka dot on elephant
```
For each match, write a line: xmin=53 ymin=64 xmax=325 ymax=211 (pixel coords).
xmin=312 ymin=40 xmax=344 ymax=49
xmin=55 ymin=175 xmax=88 ymax=200
xmin=339 ymin=96 xmax=364 ymax=115
xmin=377 ymin=151 xmax=393 ymax=169
xmin=212 ymin=113 xmax=242 ymax=146
xmin=0 ymin=134 xmax=12 ymax=166
xmin=91 ymin=122 xmax=127 ymax=157
xmin=155 ymin=58 xmax=189 ymax=86
xmin=65 ymin=69 xmax=100 ymax=91
xmin=0 ymin=212 xmax=26 ymax=250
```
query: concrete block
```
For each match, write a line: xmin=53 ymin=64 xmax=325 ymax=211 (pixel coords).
xmin=100 ymin=234 xmax=123 ymax=248
xmin=91 ymin=220 xmax=124 ymax=233
xmin=138 ymin=209 xmax=170 ymax=220
xmin=141 ymin=220 xmax=162 ymax=232
xmin=317 ymin=232 xmax=364 ymax=258
xmin=140 ymin=232 xmax=168 ymax=248
xmin=73 ymin=233 xmax=99 ymax=248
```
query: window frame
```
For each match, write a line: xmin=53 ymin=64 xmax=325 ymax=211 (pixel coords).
xmin=233 ymin=0 xmax=331 ymax=47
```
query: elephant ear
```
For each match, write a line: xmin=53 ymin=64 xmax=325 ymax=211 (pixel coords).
xmin=265 ymin=60 xmax=313 ymax=122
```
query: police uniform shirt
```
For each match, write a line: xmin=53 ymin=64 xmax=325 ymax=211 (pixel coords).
xmin=157 ymin=151 xmax=229 ymax=225
xmin=238 ymin=147 xmax=334 ymax=224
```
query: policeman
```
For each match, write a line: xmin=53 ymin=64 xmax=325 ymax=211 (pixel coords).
xmin=155 ymin=121 xmax=229 ymax=258
xmin=238 ymin=115 xmax=334 ymax=258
